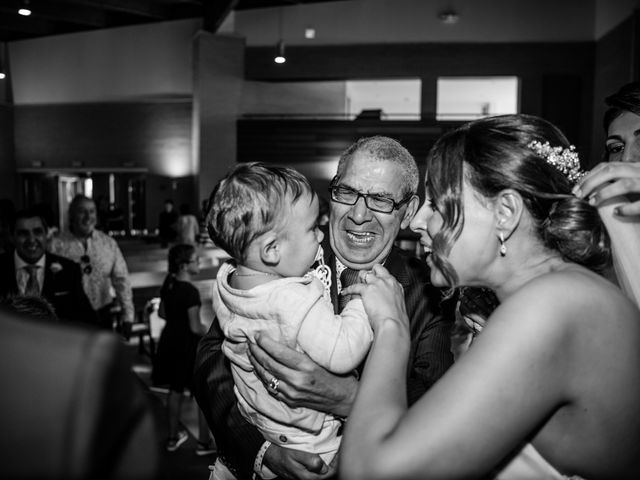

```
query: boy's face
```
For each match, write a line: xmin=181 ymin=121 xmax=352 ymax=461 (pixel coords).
xmin=276 ymin=192 xmax=323 ymax=277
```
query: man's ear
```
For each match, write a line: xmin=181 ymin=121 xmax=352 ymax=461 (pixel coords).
xmin=495 ymin=189 xmax=523 ymax=238
xmin=258 ymin=232 xmax=281 ymax=267
xmin=400 ymin=195 xmax=420 ymax=230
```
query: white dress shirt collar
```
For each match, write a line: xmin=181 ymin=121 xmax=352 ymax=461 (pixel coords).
xmin=14 ymin=251 xmax=46 ymax=270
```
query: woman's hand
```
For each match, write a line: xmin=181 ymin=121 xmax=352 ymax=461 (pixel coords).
xmin=342 ymin=264 xmax=410 ymax=333
xmin=574 ymin=162 xmax=640 ymax=216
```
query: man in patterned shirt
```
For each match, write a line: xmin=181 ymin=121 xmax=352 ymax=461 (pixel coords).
xmin=50 ymin=195 xmax=134 ymax=330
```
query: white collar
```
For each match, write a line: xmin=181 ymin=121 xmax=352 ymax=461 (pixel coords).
xmin=14 ymin=251 xmax=46 ymax=270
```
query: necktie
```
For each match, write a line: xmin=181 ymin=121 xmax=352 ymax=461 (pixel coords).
xmin=24 ymin=265 xmax=40 ymax=296
xmin=338 ymin=268 xmax=360 ymax=312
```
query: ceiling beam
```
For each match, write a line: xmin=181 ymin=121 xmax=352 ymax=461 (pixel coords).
xmin=55 ymin=0 xmax=169 ymax=20
xmin=203 ymin=0 xmax=238 ymax=33
xmin=0 ymin=2 xmax=108 ymax=28
xmin=0 ymin=15 xmax=54 ymax=36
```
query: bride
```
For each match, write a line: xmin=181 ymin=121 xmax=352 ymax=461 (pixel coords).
xmin=340 ymin=114 xmax=640 ymax=479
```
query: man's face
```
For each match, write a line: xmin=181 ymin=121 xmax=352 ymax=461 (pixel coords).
xmin=71 ymin=199 xmax=97 ymax=237
xmin=329 ymin=152 xmax=417 ymax=270
xmin=14 ymin=217 xmax=47 ymax=264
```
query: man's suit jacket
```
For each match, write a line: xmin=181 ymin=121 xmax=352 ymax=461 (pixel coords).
xmin=0 ymin=251 xmax=98 ymax=325
xmin=192 ymin=232 xmax=454 ymax=480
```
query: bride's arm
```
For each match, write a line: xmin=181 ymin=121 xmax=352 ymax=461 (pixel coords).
xmin=340 ymin=269 xmax=573 ymax=480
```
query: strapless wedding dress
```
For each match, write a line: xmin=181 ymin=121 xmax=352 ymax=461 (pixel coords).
xmin=496 ymin=443 xmax=584 ymax=479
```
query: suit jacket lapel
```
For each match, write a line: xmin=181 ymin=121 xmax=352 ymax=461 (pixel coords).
xmin=41 ymin=255 xmax=54 ymax=297
xmin=7 ymin=255 xmax=19 ymax=293
xmin=384 ymin=247 xmax=408 ymax=289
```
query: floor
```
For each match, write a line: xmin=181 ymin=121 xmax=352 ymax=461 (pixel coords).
xmin=129 ymin=346 xmax=216 ymax=480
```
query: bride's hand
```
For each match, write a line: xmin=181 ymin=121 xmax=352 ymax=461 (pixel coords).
xmin=342 ymin=264 xmax=409 ymax=333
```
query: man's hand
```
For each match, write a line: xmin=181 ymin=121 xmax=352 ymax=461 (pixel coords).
xmin=263 ymin=444 xmax=336 ymax=480
xmin=248 ymin=335 xmax=358 ymax=418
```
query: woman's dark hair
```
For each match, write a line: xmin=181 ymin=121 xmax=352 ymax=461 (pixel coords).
xmin=426 ymin=114 xmax=610 ymax=286
xmin=162 ymin=243 xmax=196 ymax=291
xmin=603 ymin=81 xmax=640 ymax=133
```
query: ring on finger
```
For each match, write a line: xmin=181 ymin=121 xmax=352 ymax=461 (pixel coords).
xmin=267 ymin=376 xmax=280 ymax=395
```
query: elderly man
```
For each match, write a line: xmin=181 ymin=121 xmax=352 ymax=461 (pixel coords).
xmin=0 ymin=208 xmax=96 ymax=324
xmin=50 ymin=195 xmax=134 ymax=329
xmin=193 ymin=136 xmax=455 ymax=480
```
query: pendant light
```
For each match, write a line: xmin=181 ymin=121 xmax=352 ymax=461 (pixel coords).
xmin=274 ymin=8 xmax=286 ymax=64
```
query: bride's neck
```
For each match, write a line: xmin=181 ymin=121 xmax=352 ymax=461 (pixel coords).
xmin=495 ymin=251 xmax=569 ymax=301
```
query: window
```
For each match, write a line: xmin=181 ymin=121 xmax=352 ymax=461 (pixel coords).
xmin=436 ymin=76 xmax=519 ymax=121
xmin=346 ymin=79 xmax=421 ymax=120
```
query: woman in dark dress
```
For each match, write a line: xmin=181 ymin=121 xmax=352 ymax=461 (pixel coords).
xmin=153 ymin=244 xmax=213 ymax=454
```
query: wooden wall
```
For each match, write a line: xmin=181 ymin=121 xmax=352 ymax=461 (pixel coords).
xmin=13 ymin=101 xmax=193 ymax=229
xmin=237 ymin=118 xmax=446 ymax=196
xmin=13 ymin=101 xmax=192 ymax=172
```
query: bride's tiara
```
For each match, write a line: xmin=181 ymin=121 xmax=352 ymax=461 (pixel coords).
xmin=527 ymin=140 xmax=586 ymax=183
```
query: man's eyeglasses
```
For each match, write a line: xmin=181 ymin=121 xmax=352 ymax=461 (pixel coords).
xmin=328 ymin=184 xmax=413 ymax=214
xmin=80 ymin=254 xmax=92 ymax=275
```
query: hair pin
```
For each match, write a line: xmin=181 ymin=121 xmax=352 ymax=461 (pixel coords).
xmin=527 ymin=140 xmax=586 ymax=183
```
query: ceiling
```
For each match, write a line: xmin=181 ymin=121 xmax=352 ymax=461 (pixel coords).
xmin=0 ymin=0 xmax=349 ymax=43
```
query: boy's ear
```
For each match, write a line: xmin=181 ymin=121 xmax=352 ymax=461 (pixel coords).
xmin=495 ymin=189 xmax=523 ymax=238
xmin=259 ymin=232 xmax=281 ymax=266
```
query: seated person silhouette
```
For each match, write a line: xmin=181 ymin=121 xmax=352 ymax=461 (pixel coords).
xmin=0 ymin=297 xmax=159 ymax=479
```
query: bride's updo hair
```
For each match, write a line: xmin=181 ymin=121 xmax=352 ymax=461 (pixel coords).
xmin=426 ymin=114 xmax=610 ymax=286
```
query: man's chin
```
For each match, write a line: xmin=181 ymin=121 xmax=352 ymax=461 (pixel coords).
xmin=19 ymin=252 xmax=44 ymax=264
xmin=334 ymin=242 xmax=389 ymax=270
xmin=77 ymin=227 xmax=94 ymax=236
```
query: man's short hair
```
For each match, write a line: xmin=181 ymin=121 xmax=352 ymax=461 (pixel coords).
xmin=206 ymin=162 xmax=314 ymax=262
xmin=12 ymin=208 xmax=48 ymax=233
xmin=68 ymin=194 xmax=94 ymax=219
xmin=335 ymin=136 xmax=419 ymax=197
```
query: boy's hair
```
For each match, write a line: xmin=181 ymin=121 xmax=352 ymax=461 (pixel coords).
xmin=206 ymin=163 xmax=314 ymax=262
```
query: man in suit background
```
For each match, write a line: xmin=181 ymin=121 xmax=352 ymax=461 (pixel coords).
xmin=0 ymin=208 xmax=97 ymax=325
xmin=193 ymin=136 xmax=455 ymax=480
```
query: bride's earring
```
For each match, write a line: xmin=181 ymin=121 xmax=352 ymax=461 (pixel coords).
xmin=499 ymin=232 xmax=507 ymax=257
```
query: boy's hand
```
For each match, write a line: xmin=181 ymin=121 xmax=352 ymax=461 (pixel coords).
xmin=264 ymin=444 xmax=336 ymax=480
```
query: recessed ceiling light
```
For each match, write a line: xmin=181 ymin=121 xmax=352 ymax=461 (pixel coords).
xmin=305 ymin=28 xmax=316 ymax=39
xmin=438 ymin=10 xmax=459 ymax=24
